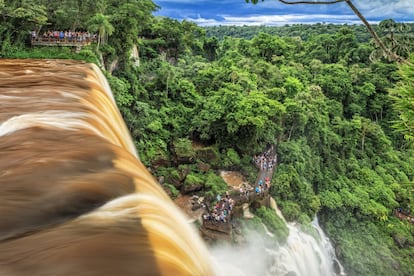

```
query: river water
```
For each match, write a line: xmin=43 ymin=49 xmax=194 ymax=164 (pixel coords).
xmin=0 ymin=59 xmax=213 ymax=275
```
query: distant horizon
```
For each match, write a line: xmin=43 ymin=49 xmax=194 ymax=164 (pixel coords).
xmin=153 ymin=0 xmax=414 ymax=27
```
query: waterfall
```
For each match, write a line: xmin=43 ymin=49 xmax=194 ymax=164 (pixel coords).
xmin=0 ymin=59 xmax=213 ymax=275
xmin=265 ymin=218 xmax=346 ymax=276
xmin=211 ymin=198 xmax=346 ymax=276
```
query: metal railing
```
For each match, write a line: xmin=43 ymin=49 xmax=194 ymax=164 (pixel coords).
xmin=31 ymin=37 xmax=94 ymax=47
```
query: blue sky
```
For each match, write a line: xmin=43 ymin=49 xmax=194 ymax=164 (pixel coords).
xmin=153 ymin=0 xmax=414 ymax=26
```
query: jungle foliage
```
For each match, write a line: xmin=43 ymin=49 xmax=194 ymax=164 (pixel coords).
xmin=1 ymin=0 xmax=414 ymax=275
xmin=205 ymin=23 xmax=414 ymax=44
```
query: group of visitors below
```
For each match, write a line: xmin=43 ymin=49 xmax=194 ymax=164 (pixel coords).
xmin=238 ymin=174 xmax=272 ymax=200
xmin=31 ymin=30 xmax=96 ymax=42
xmin=203 ymin=148 xmax=277 ymax=225
xmin=203 ymin=192 xmax=234 ymax=223
xmin=253 ymin=146 xmax=277 ymax=171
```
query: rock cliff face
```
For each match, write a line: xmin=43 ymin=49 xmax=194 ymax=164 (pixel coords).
xmin=200 ymin=222 xmax=233 ymax=244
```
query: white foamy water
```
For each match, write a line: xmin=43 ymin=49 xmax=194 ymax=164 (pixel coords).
xmin=211 ymin=202 xmax=345 ymax=276
xmin=265 ymin=217 xmax=346 ymax=276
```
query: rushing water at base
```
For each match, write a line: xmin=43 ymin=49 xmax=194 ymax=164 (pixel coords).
xmin=211 ymin=216 xmax=346 ymax=276
xmin=213 ymin=174 xmax=345 ymax=276
xmin=265 ymin=217 xmax=346 ymax=276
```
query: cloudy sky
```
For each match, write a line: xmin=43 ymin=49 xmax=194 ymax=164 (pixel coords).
xmin=153 ymin=0 xmax=414 ymax=26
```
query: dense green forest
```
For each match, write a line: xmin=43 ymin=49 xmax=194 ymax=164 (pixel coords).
xmin=205 ymin=23 xmax=414 ymax=42
xmin=1 ymin=0 xmax=414 ymax=275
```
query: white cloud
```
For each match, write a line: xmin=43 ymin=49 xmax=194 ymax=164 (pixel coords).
xmin=189 ymin=13 xmax=368 ymax=26
xmin=354 ymin=0 xmax=414 ymax=20
xmin=155 ymin=0 xmax=197 ymax=3
xmin=155 ymin=0 xmax=414 ymax=26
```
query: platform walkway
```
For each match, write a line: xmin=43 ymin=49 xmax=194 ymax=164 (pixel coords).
xmin=202 ymin=148 xmax=278 ymax=229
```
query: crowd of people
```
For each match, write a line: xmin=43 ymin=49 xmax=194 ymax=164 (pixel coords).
xmin=31 ymin=30 xmax=96 ymax=43
xmin=203 ymin=192 xmax=235 ymax=223
xmin=238 ymin=177 xmax=270 ymax=200
xmin=253 ymin=146 xmax=277 ymax=171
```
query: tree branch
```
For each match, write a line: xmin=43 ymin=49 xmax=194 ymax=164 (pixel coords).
xmin=247 ymin=0 xmax=411 ymax=64
xmin=344 ymin=0 xmax=409 ymax=64
xmin=278 ymin=0 xmax=345 ymax=4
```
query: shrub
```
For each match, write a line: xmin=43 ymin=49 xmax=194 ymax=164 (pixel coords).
xmin=174 ymin=138 xmax=195 ymax=159
xmin=222 ymin=148 xmax=241 ymax=169
xmin=164 ymin=183 xmax=179 ymax=198
xmin=279 ymin=200 xmax=301 ymax=221
xmin=184 ymin=173 xmax=204 ymax=186
xmin=204 ymin=171 xmax=228 ymax=200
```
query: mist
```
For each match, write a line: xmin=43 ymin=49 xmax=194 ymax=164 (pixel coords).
xmin=210 ymin=231 xmax=270 ymax=276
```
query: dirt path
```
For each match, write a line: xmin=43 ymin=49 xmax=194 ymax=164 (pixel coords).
xmin=173 ymin=195 xmax=205 ymax=222
xmin=220 ymin=171 xmax=251 ymax=190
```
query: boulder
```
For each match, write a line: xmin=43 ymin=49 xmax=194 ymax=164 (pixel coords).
xmin=197 ymin=162 xmax=211 ymax=173
xmin=181 ymin=183 xmax=203 ymax=194
xmin=199 ymin=224 xmax=233 ymax=244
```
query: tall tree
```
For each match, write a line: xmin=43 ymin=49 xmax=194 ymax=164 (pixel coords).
xmin=106 ymin=0 xmax=158 ymax=61
xmin=0 ymin=0 xmax=47 ymax=50
xmin=87 ymin=13 xmax=114 ymax=52
xmin=38 ymin=0 xmax=106 ymax=30
xmin=370 ymin=19 xmax=414 ymax=62
xmin=389 ymin=55 xmax=414 ymax=143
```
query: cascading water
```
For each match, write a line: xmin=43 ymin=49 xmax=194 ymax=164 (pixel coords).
xmin=267 ymin=197 xmax=346 ymax=275
xmin=0 ymin=59 xmax=214 ymax=275
xmin=211 ymin=198 xmax=346 ymax=276
xmin=265 ymin=217 xmax=346 ymax=276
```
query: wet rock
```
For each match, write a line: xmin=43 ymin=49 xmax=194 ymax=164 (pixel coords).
xmin=197 ymin=162 xmax=210 ymax=172
xmin=200 ymin=224 xmax=233 ymax=244
xmin=166 ymin=173 xmax=182 ymax=189
xmin=163 ymin=186 xmax=173 ymax=197
xmin=190 ymin=195 xmax=205 ymax=211
xmin=192 ymin=202 xmax=202 ymax=211
xmin=151 ymin=157 xmax=169 ymax=167
xmin=181 ymin=183 xmax=203 ymax=194
xmin=335 ymin=244 xmax=343 ymax=259
xmin=333 ymin=259 xmax=341 ymax=275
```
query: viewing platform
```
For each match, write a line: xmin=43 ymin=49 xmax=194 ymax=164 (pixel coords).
xmin=31 ymin=37 xmax=94 ymax=52
xmin=200 ymin=149 xmax=277 ymax=243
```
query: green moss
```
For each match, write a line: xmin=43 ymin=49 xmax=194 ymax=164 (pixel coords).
xmin=279 ymin=200 xmax=301 ymax=222
xmin=195 ymin=146 xmax=220 ymax=166
xmin=254 ymin=206 xmax=289 ymax=244
xmin=174 ymin=138 xmax=196 ymax=159
xmin=163 ymin=183 xmax=179 ymax=198
xmin=204 ymin=171 xmax=228 ymax=197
